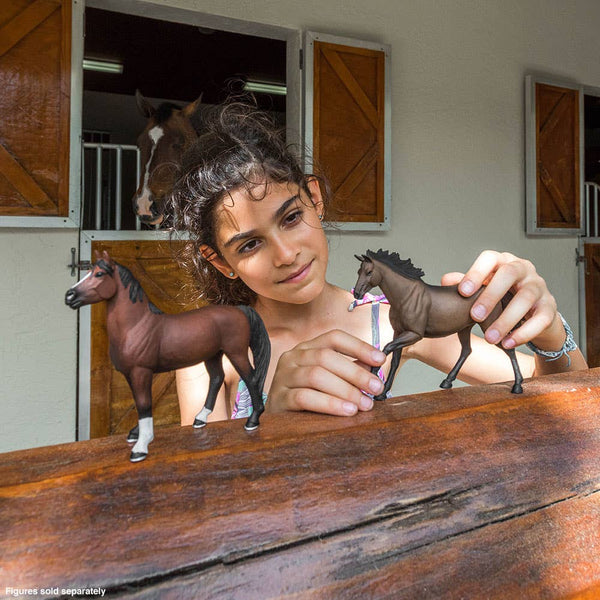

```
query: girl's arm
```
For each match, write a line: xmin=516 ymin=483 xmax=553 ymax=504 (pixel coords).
xmin=176 ymin=362 xmax=231 ymax=425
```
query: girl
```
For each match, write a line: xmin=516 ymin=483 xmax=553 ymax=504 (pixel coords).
xmin=169 ymin=102 xmax=587 ymax=424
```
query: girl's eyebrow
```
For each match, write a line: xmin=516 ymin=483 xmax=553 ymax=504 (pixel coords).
xmin=223 ymin=194 xmax=300 ymax=248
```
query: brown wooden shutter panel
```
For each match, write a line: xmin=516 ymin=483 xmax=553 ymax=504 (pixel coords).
xmin=584 ymin=242 xmax=600 ymax=368
xmin=0 ymin=0 xmax=71 ymax=216
xmin=535 ymin=83 xmax=580 ymax=229
xmin=313 ymin=41 xmax=385 ymax=223
xmin=89 ymin=241 xmax=203 ymax=438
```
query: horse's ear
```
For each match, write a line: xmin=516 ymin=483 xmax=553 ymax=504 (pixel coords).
xmin=93 ymin=249 xmax=101 ymax=262
xmin=183 ymin=93 xmax=203 ymax=118
xmin=354 ymin=254 xmax=363 ymax=262
xmin=102 ymin=250 xmax=113 ymax=264
xmin=135 ymin=89 xmax=156 ymax=119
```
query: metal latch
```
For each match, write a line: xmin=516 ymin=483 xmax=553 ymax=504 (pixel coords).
xmin=575 ymin=248 xmax=586 ymax=266
xmin=68 ymin=247 xmax=92 ymax=276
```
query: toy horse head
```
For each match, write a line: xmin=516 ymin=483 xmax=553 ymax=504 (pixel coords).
xmin=132 ymin=90 xmax=203 ymax=226
xmin=65 ymin=250 xmax=118 ymax=309
xmin=353 ymin=254 xmax=377 ymax=300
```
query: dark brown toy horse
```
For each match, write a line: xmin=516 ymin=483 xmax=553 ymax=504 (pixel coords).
xmin=65 ymin=251 xmax=270 ymax=462
xmin=353 ymin=249 xmax=523 ymax=400
xmin=133 ymin=90 xmax=204 ymax=226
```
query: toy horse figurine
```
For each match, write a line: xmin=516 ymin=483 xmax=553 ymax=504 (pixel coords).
xmin=352 ymin=249 xmax=523 ymax=400
xmin=65 ymin=251 xmax=270 ymax=462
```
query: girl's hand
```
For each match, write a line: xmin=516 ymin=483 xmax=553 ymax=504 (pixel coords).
xmin=267 ymin=330 xmax=386 ymax=416
xmin=441 ymin=250 xmax=562 ymax=350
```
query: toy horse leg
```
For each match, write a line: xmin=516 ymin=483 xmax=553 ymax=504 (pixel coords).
xmin=127 ymin=424 xmax=139 ymax=443
xmin=374 ymin=348 xmax=402 ymax=401
xmin=500 ymin=347 xmax=524 ymax=394
xmin=194 ymin=353 xmax=225 ymax=428
xmin=127 ymin=368 xmax=154 ymax=463
xmin=440 ymin=327 xmax=472 ymax=389
xmin=241 ymin=374 xmax=265 ymax=431
xmin=371 ymin=331 xmax=422 ymax=376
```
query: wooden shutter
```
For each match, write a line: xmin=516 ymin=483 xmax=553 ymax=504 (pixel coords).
xmin=0 ymin=0 xmax=71 ymax=217
xmin=306 ymin=32 xmax=390 ymax=230
xmin=88 ymin=240 xmax=203 ymax=438
xmin=584 ymin=242 xmax=600 ymax=368
xmin=525 ymin=77 xmax=583 ymax=234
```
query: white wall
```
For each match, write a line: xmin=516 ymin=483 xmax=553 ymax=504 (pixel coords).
xmin=3 ymin=0 xmax=600 ymax=451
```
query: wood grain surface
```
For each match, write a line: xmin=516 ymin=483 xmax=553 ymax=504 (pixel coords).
xmin=1 ymin=369 xmax=600 ymax=598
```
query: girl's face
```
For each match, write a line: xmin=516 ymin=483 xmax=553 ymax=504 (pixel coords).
xmin=208 ymin=179 xmax=328 ymax=305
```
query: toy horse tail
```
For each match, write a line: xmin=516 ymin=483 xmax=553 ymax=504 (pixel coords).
xmin=236 ymin=305 xmax=271 ymax=390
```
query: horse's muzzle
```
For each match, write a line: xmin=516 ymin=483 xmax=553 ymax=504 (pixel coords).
xmin=65 ymin=289 xmax=81 ymax=309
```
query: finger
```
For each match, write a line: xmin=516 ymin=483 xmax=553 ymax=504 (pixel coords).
xmin=293 ymin=348 xmax=385 ymax=397
xmin=458 ymin=250 xmax=513 ymax=297
xmin=499 ymin=302 xmax=557 ymax=349
xmin=470 ymin=260 xmax=528 ymax=322
xmin=286 ymin=387 xmax=373 ymax=417
xmin=481 ymin=286 xmax=542 ymax=344
xmin=441 ymin=271 xmax=464 ymax=286
xmin=297 ymin=329 xmax=386 ymax=367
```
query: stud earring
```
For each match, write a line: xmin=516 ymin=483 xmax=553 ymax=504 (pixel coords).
xmin=229 ymin=272 xmax=235 ymax=277
xmin=318 ymin=214 xmax=324 ymax=221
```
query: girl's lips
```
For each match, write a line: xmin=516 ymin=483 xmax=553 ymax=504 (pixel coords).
xmin=279 ymin=260 xmax=313 ymax=284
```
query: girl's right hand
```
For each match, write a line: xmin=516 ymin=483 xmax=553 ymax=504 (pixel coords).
xmin=267 ymin=330 xmax=387 ymax=416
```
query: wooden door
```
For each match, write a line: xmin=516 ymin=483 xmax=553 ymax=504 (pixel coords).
xmin=584 ymin=242 xmax=600 ymax=368
xmin=310 ymin=35 xmax=388 ymax=225
xmin=89 ymin=240 xmax=202 ymax=438
xmin=0 ymin=0 xmax=71 ymax=216
xmin=526 ymin=78 xmax=583 ymax=234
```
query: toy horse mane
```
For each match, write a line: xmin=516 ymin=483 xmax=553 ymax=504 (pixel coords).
xmin=366 ymin=249 xmax=425 ymax=280
xmin=113 ymin=262 xmax=163 ymax=314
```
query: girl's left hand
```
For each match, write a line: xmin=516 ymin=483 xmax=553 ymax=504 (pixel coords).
xmin=441 ymin=250 xmax=562 ymax=350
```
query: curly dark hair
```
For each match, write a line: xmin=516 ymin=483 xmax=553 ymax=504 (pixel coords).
xmin=169 ymin=101 xmax=329 ymax=305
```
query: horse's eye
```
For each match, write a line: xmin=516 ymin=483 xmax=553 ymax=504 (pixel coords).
xmin=95 ymin=272 xmax=104 ymax=278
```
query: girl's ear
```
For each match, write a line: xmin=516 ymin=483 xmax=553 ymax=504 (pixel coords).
xmin=306 ymin=178 xmax=324 ymax=219
xmin=200 ymin=245 xmax=238 ymax=279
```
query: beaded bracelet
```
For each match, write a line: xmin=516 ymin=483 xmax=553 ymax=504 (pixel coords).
xmin=526 ymin=313 xmax=578 ymax=367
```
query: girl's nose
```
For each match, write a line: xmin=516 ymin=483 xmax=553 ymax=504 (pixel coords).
xmin=271 ymin=236 xmax=299 ymax=267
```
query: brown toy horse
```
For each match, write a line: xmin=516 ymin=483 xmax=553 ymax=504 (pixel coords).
xmin=133 ymin=90 xmax=204 ymax=226
xmin=353 ymin=249 xmax=523 ymax=400
xmin=65 ymin=251 xmax=270 ymax=462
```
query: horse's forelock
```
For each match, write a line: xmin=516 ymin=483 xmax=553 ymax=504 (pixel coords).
xmin=154 ymin=102 xmax=182 ymax=125
xmin=95 ymin=259 xmax=114 ymax=276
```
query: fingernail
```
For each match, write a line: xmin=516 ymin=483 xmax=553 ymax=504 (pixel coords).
xmin=472 ymin=304 xmax=487 ymax=320
xmin=460 ymin=280 xmax=475 ymax=295
xmin=342 ymin=401 xmax=358 ymax=415
xmin=503 ymin=337 xmax=516 ymax=349
xmin=486 ymin=329 xmax=500 ymax=344
xmin=360 ymin=394 xmax=374 ymax=410
xmin=369 ymin=377 xmax=384 ymax=394
xmin=372 ymin=350 xmax=386 ymax=363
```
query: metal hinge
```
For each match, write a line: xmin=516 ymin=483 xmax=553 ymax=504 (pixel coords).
xmin=576 ymin=248 xmax=586 ymax=266
xmin=68 ymin=247 xmax=92 ymax=276
xmin=299 ymin=48 xmax=304 ymax=70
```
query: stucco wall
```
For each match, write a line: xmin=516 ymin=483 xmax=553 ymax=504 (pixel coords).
xmin=2 ymin=0 xmax=599 ymax=452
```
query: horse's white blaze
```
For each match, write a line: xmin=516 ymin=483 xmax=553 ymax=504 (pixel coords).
xmin=72 ymin=271 xmax=92 ymax=289
xmin=135 ymin=125 xmax=164 ymax=217
xmin=132 ymin=417 xmax=154 ymax=455
xmin=196 ymin=406 xmax=212 ymax=423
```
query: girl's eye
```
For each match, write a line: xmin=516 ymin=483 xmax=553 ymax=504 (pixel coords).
xmin=284 ymin=209 xmax=303 ymax=226
xmin=239 ymin=239 xmax=261 ymax=254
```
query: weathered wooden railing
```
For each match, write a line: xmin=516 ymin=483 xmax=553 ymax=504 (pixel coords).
xmin=1 ymin=369 xmax=600 ymax=599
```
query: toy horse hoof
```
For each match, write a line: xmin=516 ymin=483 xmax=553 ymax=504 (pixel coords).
xmin=511 ymin=384 xmax=523 ymax=394
xmin=373 ymin=393 xmax=387 ymax=402
xmin=127 ymin=425 xmax=139 ymax=443
xmin=129 ymin=451 xmax=148 ymax=463
xmin=193 ymin=418 xmax=207 ymax=428
xmin=440 ymin=379 xmax=453 ymax=389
